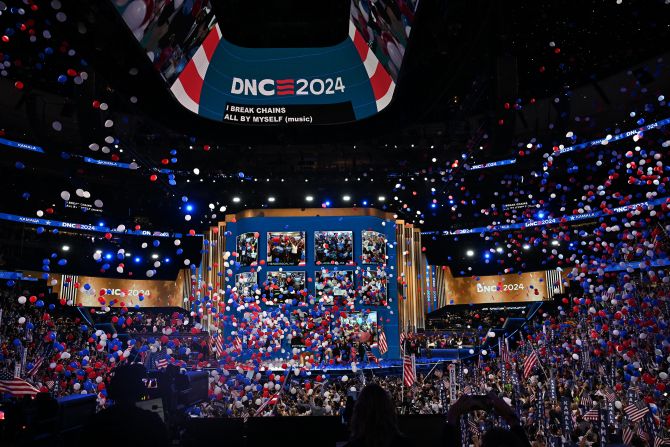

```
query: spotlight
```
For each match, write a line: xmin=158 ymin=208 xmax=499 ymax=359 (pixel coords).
xmin=104 ymin=253 xmax=113 ymax=260
xmin=61 ymin=245 xmax=70 ymax=252
xmin=466 ymin=250 xmax=475 ymax=257
xmin=496 ymin=247 xmax=503 ymax=253
xmin=324 ymin=200 xmax=331 ymax=207
xmin=185 ymin=204 xmax=194 ymax=212
xmin=151 ymin=254 xmax=159 ymax=259
xmin=232 ymin=197 xmax=241 ymax=203
xmin=378 ymin=196 xmax=385 ymax=202
xmin=551 ymin=240 xmax=560 ymax=246
xmin=98 ymin=221 xmax=105 ymax=227
xmin=165 ymin=258 xmax=171 ymax=263
xmin=362 ymin=200 xmax=368 ymax=206
xmin=342 ymin=195 xmax=351 ymax=202
xmin=134 ymin=257 xmax=141 ymax=263
xmin=484 ymin=253 xmax=490 ymax=259
xmin=268 ymin=197 xmax=276 ymax=202
xmin=523 ymin=244 xmax=530 ymax=250
xmin=305 ymin=195 xmax=314 ymax=202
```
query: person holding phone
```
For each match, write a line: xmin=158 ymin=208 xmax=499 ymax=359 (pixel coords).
xmin=443 ymin=392 xmax=531 ymax=447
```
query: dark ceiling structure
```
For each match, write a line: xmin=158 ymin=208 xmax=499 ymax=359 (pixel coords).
xmin=0 ymin=0 xmax=669 ymax=278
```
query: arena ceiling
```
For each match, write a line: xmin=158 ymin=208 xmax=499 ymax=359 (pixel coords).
xmin=0 ymin=0 xmax=669 ymax=276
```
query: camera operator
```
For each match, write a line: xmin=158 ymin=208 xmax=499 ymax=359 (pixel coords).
xmin=83 ymin=364 xmax=169 ymax=447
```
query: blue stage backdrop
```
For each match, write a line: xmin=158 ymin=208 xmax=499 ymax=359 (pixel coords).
xmin=223 ymin=209 xmax=400 ymax=359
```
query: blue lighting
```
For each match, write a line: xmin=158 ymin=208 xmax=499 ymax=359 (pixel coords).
xmin=484 ymin=253 xmax=490 ymax=259
xmin=104 ymin=253 xmax=113 ymax=260
xmin=362 ymin=200 xmax=368 ymax=206
xmin=164 ymin=258 xmax=171 ymax=263
xmin=431 ymin=203 xmax=437 ymax=209
xmin=185 ymin=204 xmax=194 ymax=212
xmin=538 ymin=212 xmax=545 ymax=219
xmin=324 ymin=201 xmax=331 ymax=207
xmin=134 ymin=257 xmax=141 ymax=263
xmin=98 ymin=221 xmax=105 ymax=227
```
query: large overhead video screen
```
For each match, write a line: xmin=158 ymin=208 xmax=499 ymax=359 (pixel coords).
xmin=112 ymin=0 xmax=419 ymax=125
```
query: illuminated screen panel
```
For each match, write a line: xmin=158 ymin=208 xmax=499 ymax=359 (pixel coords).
xmin=340 ymin=311 xmax=378 ymax=343
xmin=73 ymin=275 xmax=185 ymax=308
xmin=112 ymin=0 xmax=419 ymax=124
xmin=440 ymin=268 xmax=563 ymax=306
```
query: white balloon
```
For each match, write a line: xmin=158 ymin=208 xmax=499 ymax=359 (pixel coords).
xmin=18 ymin=296 xmax=27 ymax=304
xmin=60 ymin=191 xmax=70 ymax=201
xmin=122 ymin=0 xmax=147 ymax=31
xmin=18 ymin=317 xmax=26 ymax=324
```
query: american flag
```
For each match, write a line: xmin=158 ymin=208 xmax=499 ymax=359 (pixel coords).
xmin=399 ymin=332 xmax=406 ymax=355
xmin=583 ymin=409 xmax=599 ymax=421
xmin=622 ymin=424 xmax=634 ymax=445
xmin=624 ymin=401 xmax=649 ymax=422
xmin=0 ymin=370 xmax=40 ymax=396
xmin=468 ymin=417 xmax=479 ymax=436
xmin=26 ymin=356 xmax=45 ymax=378
xmin=580 ymin=394 xmax=593 ymax=408
xmin=254 ymin=392 xmax=280 ymax=416
xmin=638 ymin=425 xmax=650 ymax=442
xmin=603 ymin=387 xmax=616 ymax=402
xmin=155 ymin=354 xmax=169 ymax=369
xmin=378 ymin=327 xmax=388 ymax=355
xmin=500 ymin=338 xmax=510 ymax=364
xmin=523 ymin=349 xmax=539 ymax=378
xmin=403 ymin=354 xmax=416 ymax=387
xmin=654 ymin=435 xmax=670 ymax=447
xmin=212 ymin=332 xmax=225 ymax=357
xmin=233 ymin=336 xmax=243 ymax=352
xmin=366 ymin=350 xmax=379 ymax=363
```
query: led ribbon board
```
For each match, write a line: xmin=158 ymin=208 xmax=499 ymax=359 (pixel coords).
xmin=112 ymin=1 xmax=419 ymax=125
xmin=421 ymin=196 xmax=669 ymax=236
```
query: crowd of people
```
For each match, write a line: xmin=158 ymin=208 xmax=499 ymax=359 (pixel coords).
xmin=1 ymin=271 xmax=669 ymax=447
xmin=267 ymin=232 xmax=306 ymax=266
xmin=314 ymin=231 xmax=355 ymax=265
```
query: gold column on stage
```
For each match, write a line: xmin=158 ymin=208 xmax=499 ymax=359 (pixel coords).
xmin=395 ymin=220 xmax=427 ymax=332
xmin=200 ymin=209 xmax=427 ymax=334
xmin=200 ymin=223 xmax=227 ymax=330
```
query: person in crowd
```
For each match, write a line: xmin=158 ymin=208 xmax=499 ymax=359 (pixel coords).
xmin=83 ymin=364 xmax=169 ymax=447
xmin=444 ymin=393 xmax=531 ymax=447
xmin=346 ymin=383 xmax=411 ymax=447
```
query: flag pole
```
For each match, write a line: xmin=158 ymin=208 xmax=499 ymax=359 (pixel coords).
xmin=529 ymin=342 xmax=550 ymax=379
xmin=423 ymin=360 xmax=443 ymax=382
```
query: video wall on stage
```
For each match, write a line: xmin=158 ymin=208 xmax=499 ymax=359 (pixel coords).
xmin=434 ymin=266 xmax=563 ymax=306
xmin=221 ymin=209 xmax=400 ymax=357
